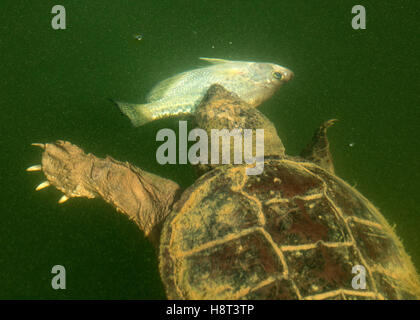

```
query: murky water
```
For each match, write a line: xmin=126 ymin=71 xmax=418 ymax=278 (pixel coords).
xmin=1 ymin=0 xmax=418 ymax=299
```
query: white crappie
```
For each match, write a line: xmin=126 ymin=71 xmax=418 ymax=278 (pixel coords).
xmin=113 ymin=57 xmax=293 ymax=126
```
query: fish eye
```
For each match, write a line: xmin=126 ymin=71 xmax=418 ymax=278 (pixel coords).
xmin=273 ymin=71 xmax=283 ymax=80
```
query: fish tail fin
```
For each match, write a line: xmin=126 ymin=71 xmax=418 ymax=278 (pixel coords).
xmin=110 ymin=99 xmax=155 ymax=127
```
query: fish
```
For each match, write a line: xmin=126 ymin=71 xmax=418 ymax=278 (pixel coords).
xmin=112 ymin=57 xmax=294 ymax=127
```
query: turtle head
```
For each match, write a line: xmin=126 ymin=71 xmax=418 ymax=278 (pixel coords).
xmin=194 ymin=84 xmax=285 ymax=175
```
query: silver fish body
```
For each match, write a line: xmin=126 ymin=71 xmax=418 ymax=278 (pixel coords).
xmin=114 ymin=58 xmax=293 ymax=126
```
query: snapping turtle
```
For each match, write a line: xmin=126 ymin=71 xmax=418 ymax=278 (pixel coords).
xmin=28 ymin=85 xmax=420 ymax=299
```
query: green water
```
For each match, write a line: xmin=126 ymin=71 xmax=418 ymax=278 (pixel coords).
xmin=1 ymin=0 xmax=419 ymax=299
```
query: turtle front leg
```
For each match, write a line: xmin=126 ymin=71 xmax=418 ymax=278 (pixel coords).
xmin=300 ymin=119 xmax=338 ymax=174
xmin=27 ymin=141 xmax=180 ymax=242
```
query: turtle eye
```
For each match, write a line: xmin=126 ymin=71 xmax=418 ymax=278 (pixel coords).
xmin=273 ymin=71 xmax=283 ymax=80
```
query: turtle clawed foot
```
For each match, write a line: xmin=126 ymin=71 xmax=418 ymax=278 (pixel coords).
xmin=27 ymin=142 xmax=71 ymax=204
xmin=300 ymin=119 xmax=339 ymax=174
xmin=322 ymin=119 xmax=339 ymax=130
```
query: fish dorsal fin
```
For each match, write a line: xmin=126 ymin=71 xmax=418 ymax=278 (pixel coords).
xmin=199 ymin=57 xmax=233 ymax=64
xmin=146 ymin=73 xmax=185 ymax=102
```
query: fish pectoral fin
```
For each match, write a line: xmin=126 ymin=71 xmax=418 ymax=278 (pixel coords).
xmin=199 ymin=57 xmax=233 ymax=64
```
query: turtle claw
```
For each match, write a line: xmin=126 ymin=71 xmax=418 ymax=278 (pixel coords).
xmin=31 ymin=143 xmax=45 ymax=149
xmin=322 ymin=119 xmax=339 ymax=129
xmin=58 ymin=195 xmax=69 ymax=204
xmin=26 ymin=164 xmax=42 ymax=172
xmin=35 ymin=181 xmax=50 ymax=191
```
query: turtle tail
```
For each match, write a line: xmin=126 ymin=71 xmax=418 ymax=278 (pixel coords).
xmin=110 ymin=99 xmax=154 ymax=127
